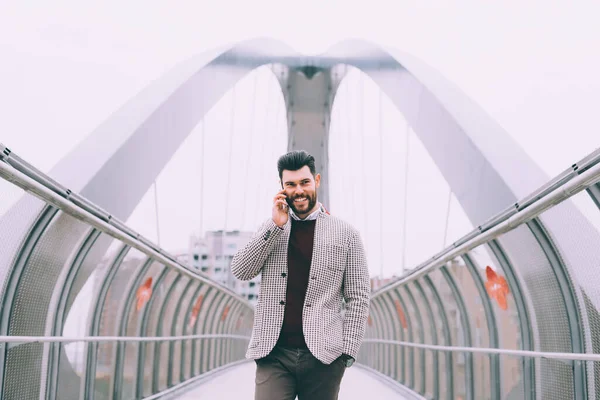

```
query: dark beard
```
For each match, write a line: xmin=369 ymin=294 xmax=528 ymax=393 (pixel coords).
xmin=286 ymin=193 xmax=317 ymax=216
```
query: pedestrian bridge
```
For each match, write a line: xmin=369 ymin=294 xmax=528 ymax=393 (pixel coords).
xmin=1 ymin=39 xmax=600 ymax=400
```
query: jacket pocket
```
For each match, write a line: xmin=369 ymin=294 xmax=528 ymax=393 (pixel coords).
xmin=324 ymin=244 xmax=347 ymax=271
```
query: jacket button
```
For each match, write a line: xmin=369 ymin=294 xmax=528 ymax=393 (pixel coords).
xmin=280 ymin=301 xmax=285 ymax=305
xmin=281 ymin=273 xmax=287 ymax=277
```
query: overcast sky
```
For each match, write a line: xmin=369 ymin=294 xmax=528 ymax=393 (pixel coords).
xmin=2 ymin=1 xmax=600 ymax=278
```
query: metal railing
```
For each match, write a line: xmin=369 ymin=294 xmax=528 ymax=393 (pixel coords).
xmin=362 ymin=147 xmax=600 ymax=400
xmin=0 ymin=145 xmax=254 ymax=400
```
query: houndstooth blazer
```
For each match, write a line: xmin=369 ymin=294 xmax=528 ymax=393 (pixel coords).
xmin=230 ymin=212 xmax=370 ymax=365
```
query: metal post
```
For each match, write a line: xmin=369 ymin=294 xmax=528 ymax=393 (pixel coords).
xmin=403 ymin=285 xmax=425 ymax=394
xmin=413 ymin=280 xmax=440 ymax=399
xmin=378 ymin=293 xmax=399 ymax=380
xmin=462 ymin=253 xmax=501 ymax=400
xmin=110 ymin=256 xmax=153 ymax=400
xmin=190 ymin=287 xmax=215 ymax=376
xmin=46 ymin=228 xmax=102 ymax=400
xmin=179 ymin=283 xmax=205 ymax=382
xmin=0 ymin=206 xmax=58 ymax=398
xmin=81 ymin=243 xmax=130 ymax=400
xmin=135 ymin=266 xmax=169 ymax=399
xmin=167 ymin=279 xmax=196 ymax=388
xmin=488 ymin=239 xmax=536 ymax=399
xmin=152 ymin=274 xmax=184 ymax=393
xmin=527 ymin=218 xmax=587 ymax=399
xmin=441 ymin=265 xmax=475 ymax=400
xmin=586 ymin=182 xmax=600 ymax=210
xmin=395 ymin=288 xmax=414 ymax=388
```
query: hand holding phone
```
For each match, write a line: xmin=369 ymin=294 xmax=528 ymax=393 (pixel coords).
xmin=272 ymin=189 xmax=289 ymax=228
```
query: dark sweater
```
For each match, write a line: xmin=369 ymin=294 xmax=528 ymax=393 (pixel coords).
xmin=276 ymin=218 xmax=316 ymax=348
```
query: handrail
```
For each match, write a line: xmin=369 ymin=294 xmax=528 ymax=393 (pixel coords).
xmin=0 ymin=334 xmax=250 ymax=344
xmin=362 ymin=338 xmax=600 ymax=362
xmin=373 ymin=147 xmax=600 ymax=294
xmin=0 ymin=144 xmax=249 ymax=305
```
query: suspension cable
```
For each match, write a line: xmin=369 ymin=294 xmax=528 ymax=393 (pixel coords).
xmin=345 ymin=66 xmax=355 ymax=218
xmin=442 ymin=188 xmax=453 ymax=249
xmin=254 ymin=67 xmax=273 ymax=227
xmin=223 ymin=84 xmax=236 ymax=287
xmin=269 ymin=88 xmax=283 ymax=190
xmin=359 ymin=72 xmax=368 ymax=256
xmin=199 ymin=119 xmax=205 ymax=238
xmin=265 ymin=67 xmax=282 ymax=219
xmin=240 ymin=71 xmax=260 ymax=231
xmin=378 ymin=88 xmax=384 ymax=279
xmin=333 ymin=68 xmax=344 ymax=216
xmin=153 ymin=181 xmax=161 ymax=247
xmin=401 ymin=123 xmax=410 ymax=274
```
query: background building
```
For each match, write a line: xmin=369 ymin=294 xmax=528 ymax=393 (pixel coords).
xmin=188 ymin=230 xmax=260 ymax=306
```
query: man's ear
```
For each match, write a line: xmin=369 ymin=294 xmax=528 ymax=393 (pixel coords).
xmin=315 ymin=173 xmax=321 ymax=188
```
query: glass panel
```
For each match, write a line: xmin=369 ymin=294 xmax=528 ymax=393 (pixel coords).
xmin=401 ymin=285 xmax=423 ymax=393
xmin=541 ymin=190 xmax=600 ymax=398
xmin=386 ymin=290 xmax=406 ymax=384
xmin=194 ymin=289 xmax=220 ymax=375
xmin=170 ymin=281 xmax=199 ymax=385
xmin=120 ymin=341 xmax=138 ymax=397
xmin=4 ymin=210 xmax=90 ymax=398
xmin=468 ymin=245 xmax=521 ymax=350
xmin=380 ymin=293 xmax=401 ymax=381
xmin=0 ymin=190 xmax=45 ymax=292
xmin=499 ymin=225 xmax=574 ymax=399
xmin=180 ymin=283 xmax=205 ymax=382
xmin=156 ymin=275 xmax=190 ymax=391
xmin=412 ymin=280 xmax=435 ymax=399
xmin=142 ymin=268 xmax=177 ymax=397
xmin=429 ymin=268 xmax=467 ymax=399
xmin=499 ymin=354 xmax=525 ymax=400
xmin=95 ymin=248 xmax=145 ymax=397
xmin=121 ymin=261 xmax=162 ymax=400
xmin=469 ymin=245 xmax=523 ymax=398
xmin=473 ymin=353 xmax=492 ymax=400
xmin=371 ymin=299 xmax=388 ymax=374
xmin=60 ymin=233 xmax=114 ymax=398
xmin=59 ymin=341 xmax=85 ymax=399
xmin=419 ymin=274 xmax=449 ymax=398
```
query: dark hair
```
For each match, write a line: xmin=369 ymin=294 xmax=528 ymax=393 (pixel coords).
xmin=277 ymin=150 xmax=316 ymax=180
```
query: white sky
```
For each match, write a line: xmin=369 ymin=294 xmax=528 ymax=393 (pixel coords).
xmin=1 ymin=1 xmax=600 ymax=278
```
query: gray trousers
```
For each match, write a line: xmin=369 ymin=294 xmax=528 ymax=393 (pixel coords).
xmin=254 ymin=346 xmax=346 ymax=400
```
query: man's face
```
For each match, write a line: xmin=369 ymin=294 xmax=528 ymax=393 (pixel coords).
xmin=281 ymin=166 xmax=321 ymax=218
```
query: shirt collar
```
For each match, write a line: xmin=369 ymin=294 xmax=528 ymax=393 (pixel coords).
xmin=289 ymin=202 xmax=324 ymax=221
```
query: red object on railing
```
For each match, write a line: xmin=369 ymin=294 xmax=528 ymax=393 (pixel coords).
xmin=189 ymin=295 xmax=204 ymax=328
xmin=221 ymin=305 xmax=231 ymax=321
xmin=136 ymin=277 xmax=153 ymax=311
xmin=394 ymin=299 xmax=407 ymax=329
xmin=485 ymin=266 xmax=510 ymax=310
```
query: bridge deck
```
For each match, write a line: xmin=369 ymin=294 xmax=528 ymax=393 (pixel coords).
xmin=174 ymin=361 xmax=410 ymax=400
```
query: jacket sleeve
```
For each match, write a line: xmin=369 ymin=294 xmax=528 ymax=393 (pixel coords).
xmin=231 ymin=219 xmax=285 ymax=281
xmin=342 ymin=229 xmax=371 ymax=359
